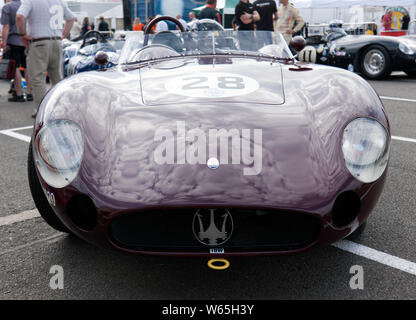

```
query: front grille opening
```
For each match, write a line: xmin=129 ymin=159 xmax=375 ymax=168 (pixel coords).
xmin=109 ymin=208 xmax=321 ymax=253
xmin=332 ymin=191 xmax=361 ymax=227
xmin=67 ymin=195 xmax=98 ymax=231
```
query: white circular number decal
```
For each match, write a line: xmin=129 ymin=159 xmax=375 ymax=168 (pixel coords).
xmin=165 ymin=72 xmax=259 ymax=98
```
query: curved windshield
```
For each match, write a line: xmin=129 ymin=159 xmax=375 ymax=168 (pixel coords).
xmin=119 ymin=30 xmax=293 ymax=65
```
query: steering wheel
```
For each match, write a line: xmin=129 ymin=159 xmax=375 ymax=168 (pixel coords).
xmin=81 ymin=30 xmax=106 ymax=49
xmin=143 ymin=16 xmax=186 ymax=47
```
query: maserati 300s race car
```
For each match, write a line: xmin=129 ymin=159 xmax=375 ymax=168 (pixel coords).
xmin=300 ymin=20 xmax=416 ymax=79
xmin=28 ymin=17 xmax=390 ymax=257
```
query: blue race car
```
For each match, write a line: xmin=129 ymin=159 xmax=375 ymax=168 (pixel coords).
xmin=63 ymin=30 xmax=125 ymax=77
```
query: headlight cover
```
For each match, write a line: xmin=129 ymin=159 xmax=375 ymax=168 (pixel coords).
xmin=399 ymin=41 xmax=415 ymax=55
xmin=342 ymin=117 xmax=390 ymax=183
xmin=34 ymin=120 xmax=84 ymax=188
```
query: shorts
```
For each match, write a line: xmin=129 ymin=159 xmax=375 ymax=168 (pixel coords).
xmin=9 ymin=44 xmax=27 ymax=69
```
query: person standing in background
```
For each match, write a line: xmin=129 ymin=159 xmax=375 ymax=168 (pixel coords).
xmin=133 ymin=17 xmax=144 ymax=31
xmin=98 ymin=16 xmax=109 ymax=32
xmin=198 ymin=0 xmax=222 ymax=24
xmin=16 ymin=0 xmax=75 ymax=117
xmin=176 ymin=14 xmax=188 ymax=30
xmin=1 ymin=0 xmax=32 ymax=102
xmin=189 ymin=11 xmax=197 ymax=23
xmin=81 ymin=17 xmax=91 ymax=36
xmin=70 ymin=17 xmax=82 ymax=39
xmin=381 ymin=10 xmax=393 ymax=31
xmin=401 ymin=12 xmax=410 ymax=31
xmin=234 ymin=0 xmax=260 ymax=50
xmin=254 ymin=0 xmax=278 ymax=46
xmin=276 ymin=0 xmax=305 ymax=44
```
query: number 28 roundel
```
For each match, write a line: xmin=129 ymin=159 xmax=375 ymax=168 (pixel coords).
xmin=165 ymin=73 xmax=260 ymax=98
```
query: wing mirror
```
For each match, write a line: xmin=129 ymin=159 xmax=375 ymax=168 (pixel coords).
xmin=94 ymin=51 xmax=109 ymax=66
xmin=290 ymin=36 xmax=307 ymax=54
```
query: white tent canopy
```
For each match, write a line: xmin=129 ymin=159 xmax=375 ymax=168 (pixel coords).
xmin=292 ymin=0 xmax=416 ymax=8
xmin=94 ymin=4 xmax=123 ymax=29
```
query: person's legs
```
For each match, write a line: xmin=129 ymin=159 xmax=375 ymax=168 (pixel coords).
xmin=47 ymin=40 xmax=63 ymax=85
xmin=9 ymin=45 xmax=25 ymax=102
xmin=14 ymin=68 xmax=23 ymax=96
xmin=24 ymin=69 xmax=33 ymax=96
xmin=20 ymin=47 xmax=32 ymax=98
xmin=27 ymin=40 xmax=49 ymax=115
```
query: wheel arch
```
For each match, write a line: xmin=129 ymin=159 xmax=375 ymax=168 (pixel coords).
xmin=353 ymin=43 xmax=393 ymax=78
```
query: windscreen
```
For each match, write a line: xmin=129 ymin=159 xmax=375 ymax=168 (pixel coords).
xmin=119 ymin=30 xmax=293 ymax=65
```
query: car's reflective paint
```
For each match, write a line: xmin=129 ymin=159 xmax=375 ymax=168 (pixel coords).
xmin=33 ymin=56 xmax=390 ymax=256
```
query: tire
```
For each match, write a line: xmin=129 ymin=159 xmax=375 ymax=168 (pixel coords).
xmin=405 ymin=69 xmax=416 ymax=77
xmin=360 ymin=45 xmax=392 ymax=80
xmin=27 ymin=142 xmax=71 ymax=233
xmin=345 ymin=222 xmax=367 ymax=241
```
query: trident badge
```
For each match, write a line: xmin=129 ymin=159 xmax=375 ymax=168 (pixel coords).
xmin=192 ymin=209 xmax=234 ymax=246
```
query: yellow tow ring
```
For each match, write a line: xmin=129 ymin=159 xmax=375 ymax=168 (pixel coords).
xmin=207 ymin=259 xmax=230 ymax=270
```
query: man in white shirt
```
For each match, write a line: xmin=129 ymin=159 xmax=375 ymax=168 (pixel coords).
xmin=176 ymin=14 xmax=188 ymax=30
xmin=70 ymin=17 xmax=82 ymax=40
xmin=16 ymin=0 xmax=75 ymax=117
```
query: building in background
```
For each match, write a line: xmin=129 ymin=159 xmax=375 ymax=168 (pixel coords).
xmin=95 ymin=4 xmax=124 ymax=30
xmin=66 ymin=0 xmax=121 ymax=29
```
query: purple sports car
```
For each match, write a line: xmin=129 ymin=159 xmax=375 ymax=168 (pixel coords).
xmin=28 ymin=17 xmax=390 ymax=257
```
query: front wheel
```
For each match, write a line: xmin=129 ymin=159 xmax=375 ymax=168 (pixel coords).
xmin=360 ymin=46 xmax=392 ymax=80
xmin=28 ymin=142 xmax=71 ymax=233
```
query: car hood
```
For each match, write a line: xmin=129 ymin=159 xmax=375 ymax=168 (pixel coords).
xmin=139 ymin=58 xmax=285 ymax=105
xmin=38 ymin=61 xmax=388 ymax=213
xmin=333 ymin=34 xmax=399 ymax=46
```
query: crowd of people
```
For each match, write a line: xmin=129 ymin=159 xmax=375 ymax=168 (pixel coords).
xmin=381 ymin=10 xmax=411 ymax=31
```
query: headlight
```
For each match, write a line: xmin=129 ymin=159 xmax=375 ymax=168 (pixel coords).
xmin=399 ymin=42 xmax=414 ymax=55
xmin=342 ymin=118 xmax=390 ymax=183
xmin=34 ymin=120 xmax=84 ymax=188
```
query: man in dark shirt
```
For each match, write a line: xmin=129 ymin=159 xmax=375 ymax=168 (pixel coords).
xmin=254 ymin=0 xmax=277 ymax=31
xmin=198 ymin=0 xmax=222 ymax=24
xmin=254 ymin=0 xmax=277 ymax=46
xmin=234 ymin=0 xmax=260 ymax=50
xmin=402 ymin=12 xmax=410 ymax=31
xmin=98 ymin=16 xmax=109 ymax=32
xmin=235 ymin=0 xmax=260 ymax=31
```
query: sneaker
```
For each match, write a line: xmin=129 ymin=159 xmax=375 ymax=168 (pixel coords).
xmin=31 ymin=109 xmax=37 ymax=118
xmin=27 ymin=94 xmax=33 ymax=101
xmin=8 ymin=95 xmax=26 ymax=102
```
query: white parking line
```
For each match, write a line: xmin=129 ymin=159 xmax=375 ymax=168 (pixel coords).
xmin=381 ymin=96 xmax=416 ymax=103
xmin=333 ymin=240 xmax=416 ymax=276
xmin=0 ymin=233 xmax=64 ymax=257
xmin=393 ymin=136 xmax=416 ymax=144
xmin=0 ymin=125 xmax=33 ymax=143
xmin=0 ymin=210 xmax=40 ymax=227
xmin=0 ymin=130 xmax=31 ymax=143
xmin=4 ymin=125 xmax=34 ymax=131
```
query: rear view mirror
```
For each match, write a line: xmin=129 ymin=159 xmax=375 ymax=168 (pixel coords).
xmin=290 ymin=36 xmax=307 ymax=53
xmin=94 ymin=51 xmax=109 ymax=66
